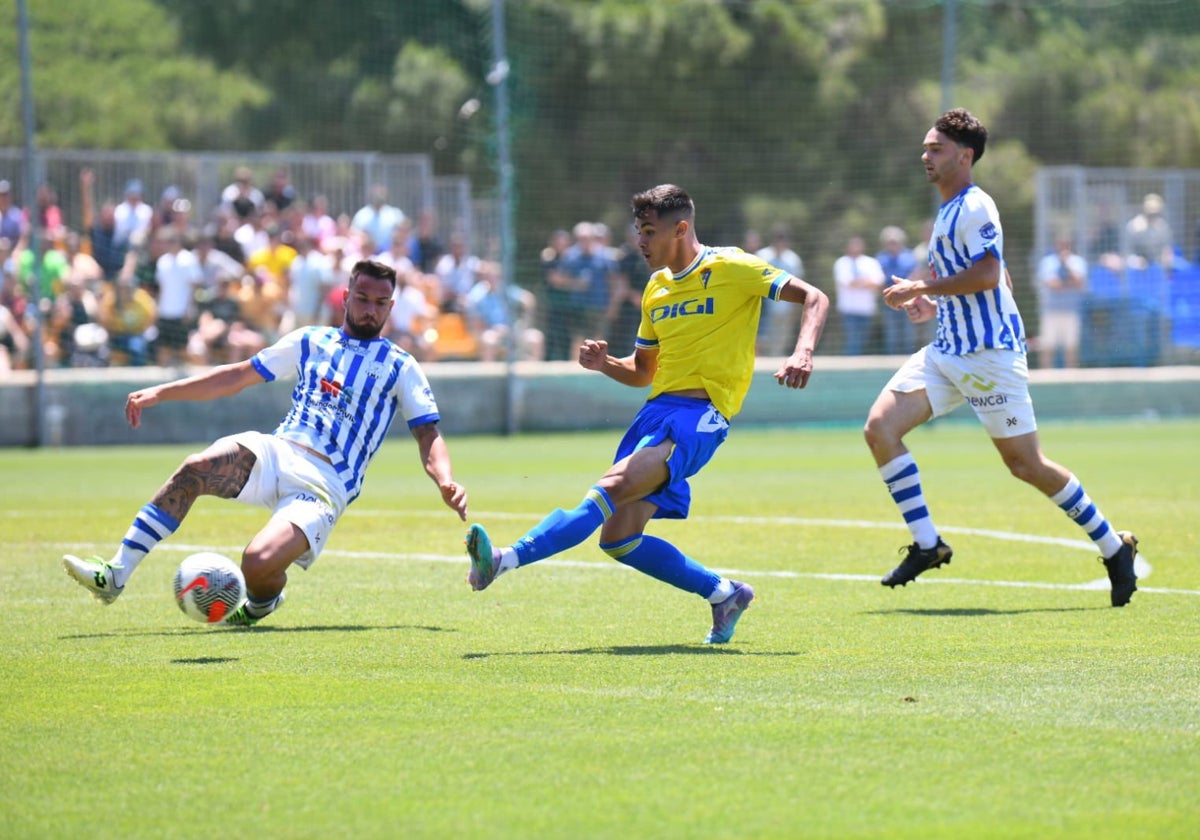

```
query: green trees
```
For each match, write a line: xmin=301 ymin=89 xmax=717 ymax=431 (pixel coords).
xmin=0 ymin=0 xmax=266 ymax=149
xmin=5 ymin=0 xmax=1197 ymax=280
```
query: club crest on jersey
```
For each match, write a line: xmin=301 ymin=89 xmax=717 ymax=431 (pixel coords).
xmin=980 ymin=222 xmax=998 ymax=240
xmin=649 ymin=297 xmax=715 ymax=322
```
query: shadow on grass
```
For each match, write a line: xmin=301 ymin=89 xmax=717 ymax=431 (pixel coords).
xmin=463 ymin=645 xmax=801 ymax=659
xmin=59 ymin=624 xmax=455 ymax=639
xmin=172 ymin=656 xmax=240 ymax=665
xmin=864 ymin=606 xmax=1104 ymax=617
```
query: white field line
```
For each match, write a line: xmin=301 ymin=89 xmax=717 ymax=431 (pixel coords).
xmin=37 ymin=509 xmax=1200 ymax=597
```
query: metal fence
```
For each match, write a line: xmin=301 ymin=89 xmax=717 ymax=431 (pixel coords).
xmin=0 ymin=147 xmax=496 ymax=256
xmin=1034 ymin=166 xmax=1200 ymax=365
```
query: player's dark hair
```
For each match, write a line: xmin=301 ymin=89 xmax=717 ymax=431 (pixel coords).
xmin=349 ymin=258 xmax=397 ymax=290
xmin=935 ymin=108 xmax=987 ymax=165
xmin=631 ymin=184 xmax=695 ymax=223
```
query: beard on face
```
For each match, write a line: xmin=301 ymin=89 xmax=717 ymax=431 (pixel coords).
xmin=342 ymin=310 xmax=382 ymax=340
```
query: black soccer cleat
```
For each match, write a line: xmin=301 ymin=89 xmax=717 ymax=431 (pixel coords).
xmin=1101 ymin=531 xmax=1138 ymax=607
xmin=882 ymin=538 xmax=953 ymax=588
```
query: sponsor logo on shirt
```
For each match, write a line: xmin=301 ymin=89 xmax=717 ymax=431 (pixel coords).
xmin=648 ymin=297 xmax=715 ymax=322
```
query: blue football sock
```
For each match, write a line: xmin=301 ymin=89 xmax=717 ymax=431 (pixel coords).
xmin=513 ymin=486 xmax=614 ymax=566
xmin=601 ymin=534 xmax=719 ymax=597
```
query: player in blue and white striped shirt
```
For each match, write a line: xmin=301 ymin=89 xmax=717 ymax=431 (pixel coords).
xmin=63 ymin=259 xmax=469 ymax=624
xmin=863 ymin=109 xmax=1140 ymax=606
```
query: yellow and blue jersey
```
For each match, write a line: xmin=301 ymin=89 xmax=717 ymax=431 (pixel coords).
xmin=636 ymin=245 xmax=790 ymax=419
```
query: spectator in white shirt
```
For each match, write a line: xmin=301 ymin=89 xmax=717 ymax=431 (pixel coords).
xmin=833 ymin=235 xmax=885 ymax=355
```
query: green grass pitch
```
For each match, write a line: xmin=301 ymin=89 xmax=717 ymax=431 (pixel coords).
xmin=2 ymin=418 xmax=1198 ymax=838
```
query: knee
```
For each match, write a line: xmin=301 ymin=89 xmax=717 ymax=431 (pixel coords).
xmin=863 ymin=414 xmax=892 ymax=453
xmin=1002 ymin=453 xmax=1040 ymax=485
xmin=239 ymin=547 xmax=287 ymax=594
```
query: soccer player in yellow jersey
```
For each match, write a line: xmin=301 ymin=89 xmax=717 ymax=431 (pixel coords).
xmin=465 ymin=184 xmax=828 ymax=644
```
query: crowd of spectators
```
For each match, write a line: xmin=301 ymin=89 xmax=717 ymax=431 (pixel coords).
xmin=1 ymin=170 xmax=1192 ymax=378
xmin=0 ymin=167 xmax=547 ymax=376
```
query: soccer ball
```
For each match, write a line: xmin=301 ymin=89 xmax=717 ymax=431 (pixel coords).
xmin=173 ymin=552 xmax=247 ymax=624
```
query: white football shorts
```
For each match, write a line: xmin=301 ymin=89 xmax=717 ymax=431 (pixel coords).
xmin=222 ymin=431 xmax=349 ymax=569
xmin=884 ymin=345 xmax=1037 ymax=439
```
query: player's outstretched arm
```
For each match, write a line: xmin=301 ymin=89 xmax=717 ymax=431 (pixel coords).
xmin=412 ymin=422 xmax=467 ymax=521
xmin=126 ymin=360 xmax=265 ymax=429
xmin=775 ymin=278 xmax=829 ymax=389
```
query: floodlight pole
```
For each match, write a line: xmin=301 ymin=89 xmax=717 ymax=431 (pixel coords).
xmin=17 ymin=0 xmax=46 ymax=447
xmin=940 ymin=0 xmax=957 ymax=114
xmin=933 ymin=0 xmax=958 ymax=219
xmin=490 ymin=0 xmax=519 ymax=436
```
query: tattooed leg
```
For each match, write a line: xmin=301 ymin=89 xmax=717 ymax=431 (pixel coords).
xmin=150 ymin=441 xmax=257 ymax=523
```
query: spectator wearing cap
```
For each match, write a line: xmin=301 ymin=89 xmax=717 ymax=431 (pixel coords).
xmin=113 ymin=179 xmax=153 ymax=249
xmin=0 ymin=180 xmax=25 ymax=243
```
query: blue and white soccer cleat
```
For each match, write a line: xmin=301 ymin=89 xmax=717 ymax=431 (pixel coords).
xmin=62 ymin=554 xmax=125 ymax=605
xmin=704 ymin=580 xmax=755 ymax=644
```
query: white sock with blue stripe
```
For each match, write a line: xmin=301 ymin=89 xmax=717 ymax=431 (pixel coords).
xmin=1050 ymin=475 xmax=1122 ymax=558
xmin=111 ymin=503 xmax=181 ymax=587
xmin=880 ymin=453 xmax=939 ymax=550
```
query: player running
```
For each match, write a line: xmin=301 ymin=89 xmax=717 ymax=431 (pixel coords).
xmin=863 ymin=108 xmax=1139 ymax=604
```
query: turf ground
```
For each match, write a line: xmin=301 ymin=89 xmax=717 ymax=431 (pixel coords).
xmin=2 ymin=418 xmax=1198 ymax=839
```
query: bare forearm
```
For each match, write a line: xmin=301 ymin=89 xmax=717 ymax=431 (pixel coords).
xmin=601 ymin=353 xmax=653 ymax=388
xmin=921 ymin=255 xmax=1002 ymax=297
xmin=155 ymin=363 xmax=259 ymax=402
xmin=791 ymin=288 xmax=828 ymax=356
xmin=414 ymin=424 xmax=468 ymax=519
xmin=420 ymin=431 xmax=455 ymax=486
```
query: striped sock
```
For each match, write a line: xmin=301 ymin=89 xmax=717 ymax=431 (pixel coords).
xmin=1051 ymin=475 xmax=1122 ymax=557
xmin=513 ymin=486 xmax=614 ymax=566
xmin=600 ymin=534 xmax=720 ymax=597
xmin=245 ymin=592 xmax=284 ymax=619
xmin=880 ymin=453 xmax=939 ymax=549
xmin=112 ymin=503 xmax=181 ymax=587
